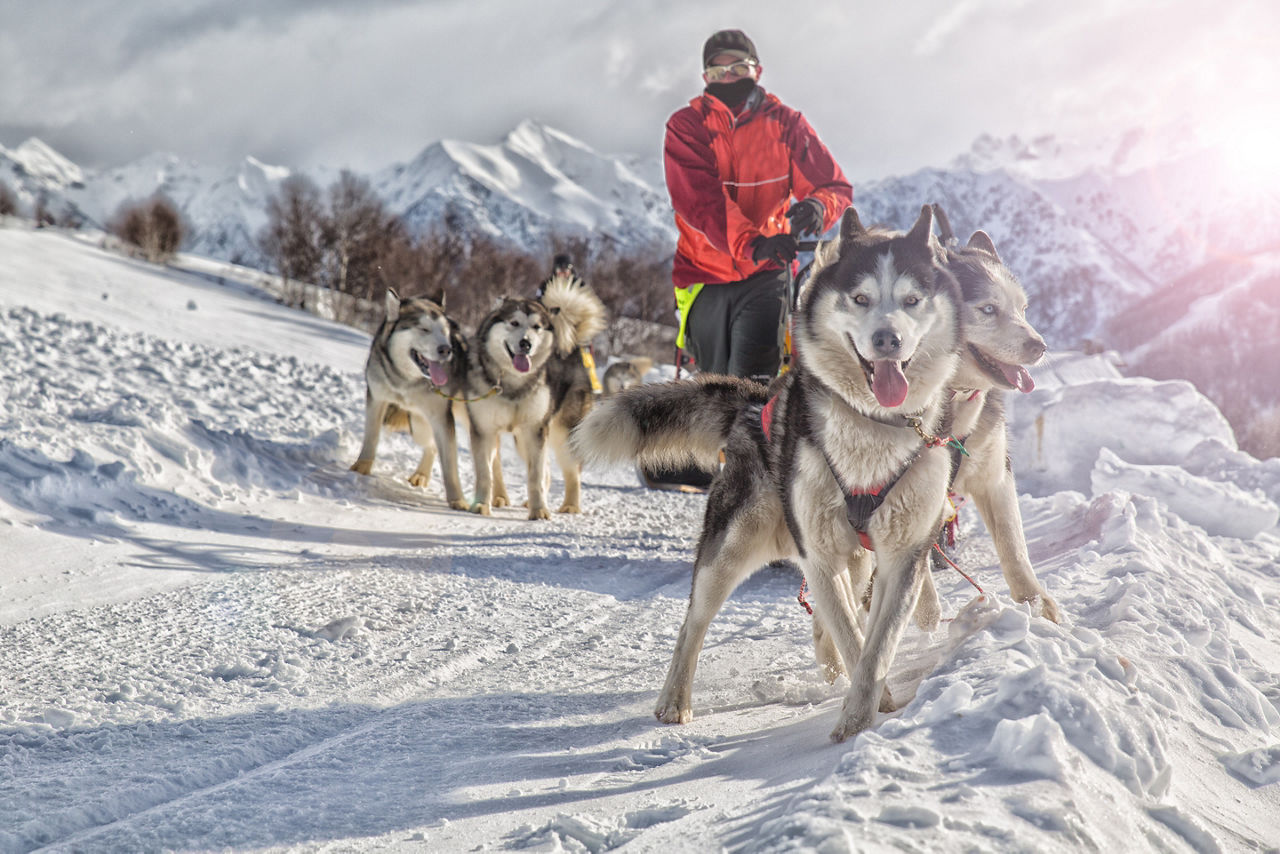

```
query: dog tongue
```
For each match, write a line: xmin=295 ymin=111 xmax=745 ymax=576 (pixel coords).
xmin=427 ymin=360 xmax=449 ymax=387
xmin=513 ymin=353 xmax=532 ymax=373
xmin=871 ymin=360 xmax=909 ymax=407
xmin=1002 ymin=363 xmax=1035 ymax=393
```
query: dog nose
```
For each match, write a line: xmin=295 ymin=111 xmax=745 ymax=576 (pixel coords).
xmin=871 ymin=328 xmax=902 ymax=355
xmin=518 ymin=338 xmax=532 ymax=354
xmin=1023 ymin=335 xmax=1046 ymax=361
xmin=436 ymin=343 xmax=451 ymax=359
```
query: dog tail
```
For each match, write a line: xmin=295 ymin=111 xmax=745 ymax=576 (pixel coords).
xmin=572 ymin=374 xmax=768 ymax=469
xmin=541 ymin=273 xmax=607 ymax=355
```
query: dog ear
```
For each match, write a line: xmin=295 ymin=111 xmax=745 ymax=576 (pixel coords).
xmin=384 ymin=288 xmax=401 ymax=320
xmin=838 ymin=206 xmax=865 ymax=243
xmin=931 ymin=204 xmax=957 ymax=245
xmin=428 ymin=288 xmax=447 ymax=308
xmin=966 ymin=230 xmax=1001 ymax=262
xmin=906 ymin=204 xmax=933 ymax=248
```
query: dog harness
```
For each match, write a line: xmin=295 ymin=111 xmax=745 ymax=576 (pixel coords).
xmin=760 ymin=393 xmax=966 ymax=552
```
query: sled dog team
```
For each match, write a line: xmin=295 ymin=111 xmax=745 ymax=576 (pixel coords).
xmin=350 ymin=257 xmax=608 ymax=519
xmin=352 ymin=205 xmax=1059 ymax=741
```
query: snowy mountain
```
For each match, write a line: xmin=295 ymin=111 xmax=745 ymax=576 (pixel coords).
xmin=1 ymin=224 xmax=1278 ymax=851
xmin=373 ymin=120 xmax=674 ymax=254
xmin=4 ymin=122 xmax=1276 ymax=411
xmin=1 ymin=122 xmax=674 ymax=268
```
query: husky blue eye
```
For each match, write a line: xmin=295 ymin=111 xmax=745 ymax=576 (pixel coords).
xmin=981 ymin=305 xmax=997 ymax=315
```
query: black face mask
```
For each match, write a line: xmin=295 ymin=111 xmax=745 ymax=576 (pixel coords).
xmin=706 ymin=78 xmax=756 ymax=109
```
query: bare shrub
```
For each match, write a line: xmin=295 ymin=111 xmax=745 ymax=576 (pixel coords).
xmin=259 ymin=174 xmax=325 ymax=309
xmin=108 ymin=194 xmax=186 ymax=263
xmin=320 ymin=171 xmax=400 ymax=313
xmin=0 ymin=181 xmax=18 ymax=217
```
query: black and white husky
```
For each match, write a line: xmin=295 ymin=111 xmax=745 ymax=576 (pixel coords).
xmin=465 ymin=268 xmax=606 ymax=518
xmin=573 ymin=206 xmax=965 ymax=741
xmin=350 ymin=289 xmax=471 ymax=509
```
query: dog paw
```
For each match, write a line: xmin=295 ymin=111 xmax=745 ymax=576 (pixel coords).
xmin=879 ymin=684 xmax=897 ymax=713
xmin=447 ymin=499 xmax=470 ymax=511
xmin=1015 ymin=588 xmax=1061 ymax=624
xmin=527 ymin=506 xmax=552 ymax=521
xmin=557 ymin=503 xmax=581 ymax=514
xmin=830 ymin=709 xmax=873 ymax=743
xmin=407 ymin=473 xmax=430 ymax=488
xmin=1038 ymin=592 xmax=1062 ymax=624
xmin=654 ymin=703 xmax=692 ymax=725
xmin=350 ymin=460 xmax=373 ymax=475
xmin=492 ymin=494 xmax=510 ymax=508
xmin=470 ymin=502 xmax=491 ymax=516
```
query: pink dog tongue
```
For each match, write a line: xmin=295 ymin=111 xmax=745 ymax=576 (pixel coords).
xmin=513 ymin=353 xmax=532 ymax=373
xmin=427 ymin=361 xmax=449 ymax=387
xmin=1002 ymin=363 xmax=1035 ymax=392
xmin=871 ymin=360 xmax=909 ymax=407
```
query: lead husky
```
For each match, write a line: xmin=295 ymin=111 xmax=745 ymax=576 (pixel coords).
xmin=574 ymin=206 xmax=964 ymax=741
xmin=350 ymin=290 xmax=471 ymax=509
xmin=465 ymin=269 xmax=606 ymax=518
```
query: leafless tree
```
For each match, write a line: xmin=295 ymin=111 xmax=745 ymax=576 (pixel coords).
xmin=258 ymin=174 xmax=325 ymax=309
xmin=0 ymin=181 xmax=18 ymax=217
xmin=320 ymin=171 xmax=399 ymax=312
xmin=107 ymin=194 xmax=186 ymax=263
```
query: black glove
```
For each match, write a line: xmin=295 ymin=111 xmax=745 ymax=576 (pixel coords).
xmin=786 ymin=198 xmax=825 ymax=237
xmin=751 ymin=233 xmax=799 ymax=265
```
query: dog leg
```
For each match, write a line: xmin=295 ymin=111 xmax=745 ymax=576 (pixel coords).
xmin=913 ymin=557 xmax=941 ymax=632
xmin=656 ymin=500 xmax=781 ymax=724
xmin=469 ymin=428 xmax=498 ymax=515
xmin=517 ymin=424 xmax=551 ymax=520
xmin=423 ymin=407 xmax=467 ymax=510
xmin=489 ymin=443 xmax=509 ymax=508
xmin=831 ymin=545 xmax=924 ymax=742
xmin=971 ymin=469 xmax=1060 ymax=623
xmin=349 ymin=394 xmax=388 ymax=475
xmin=548 ymin=421 xmax=581 ymax=513
xmin=405 ymin=411 xmax=438 ymax=490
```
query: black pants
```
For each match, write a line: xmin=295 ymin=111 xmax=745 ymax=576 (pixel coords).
xmin=685 ymin=267 xmax=787 ymax=383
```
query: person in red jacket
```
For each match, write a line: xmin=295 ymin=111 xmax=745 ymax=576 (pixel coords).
xmin=665 ymin=28 xmax=852 ymax=382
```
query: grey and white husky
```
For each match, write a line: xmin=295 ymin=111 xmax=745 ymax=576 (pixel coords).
xmin=350 ymin=289 xmax=471 ymax=509
xmin=465 ymin=267 xmax=606 ymax=518
xmin=930 ymin=203 xmax=1059 ymax=622
xmin=573 ymin=206 xmax=965 ymax=741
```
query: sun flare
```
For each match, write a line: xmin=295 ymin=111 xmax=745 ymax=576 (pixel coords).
xmin=1213 ymin=115 xmax=1280 ymax=193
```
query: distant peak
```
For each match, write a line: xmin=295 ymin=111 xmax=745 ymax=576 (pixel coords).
xmin=11 ymin=137 xmax=84 ymax=186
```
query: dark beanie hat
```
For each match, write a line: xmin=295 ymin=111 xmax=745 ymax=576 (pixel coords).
xmin=702 ymin=29 xmax=758 ymax=66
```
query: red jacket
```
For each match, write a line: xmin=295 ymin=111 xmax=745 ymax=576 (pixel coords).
xmin=664 ymin=87 xmax=852 ymax=288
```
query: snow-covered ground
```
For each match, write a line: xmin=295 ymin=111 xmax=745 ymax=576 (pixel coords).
xmin=1 ymin=224 xmax=1278 ymax=853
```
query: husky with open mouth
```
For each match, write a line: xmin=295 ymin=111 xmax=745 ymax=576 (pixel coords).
xmin=930 ymin=203 xmax=1059 ymax=621
xmin=574 ymin=206 xmax=966 ymax=741
xmin=465 ymin=297 xmax=560 ymax=518
xmin=350 ymin=289 xmax=472 ymax=509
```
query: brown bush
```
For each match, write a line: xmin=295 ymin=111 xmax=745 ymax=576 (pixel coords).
xmin=0 ymin=181 xmax=17 ymax=217
xmin=108 ymin=194 xmax=186 ymax=263
xmin=258 ymin=174 xmax=325 ymax=309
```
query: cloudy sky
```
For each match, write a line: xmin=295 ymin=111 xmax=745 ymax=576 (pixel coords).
xmin=2 ymin=0 xmax=1276 ymax=182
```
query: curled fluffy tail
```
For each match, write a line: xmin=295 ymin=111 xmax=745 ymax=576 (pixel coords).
xmin=571 ymin=374 xmax=768 ymax=470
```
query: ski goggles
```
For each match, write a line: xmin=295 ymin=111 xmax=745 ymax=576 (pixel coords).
xmin=703 ymin=59 xmax=757 ymax=81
